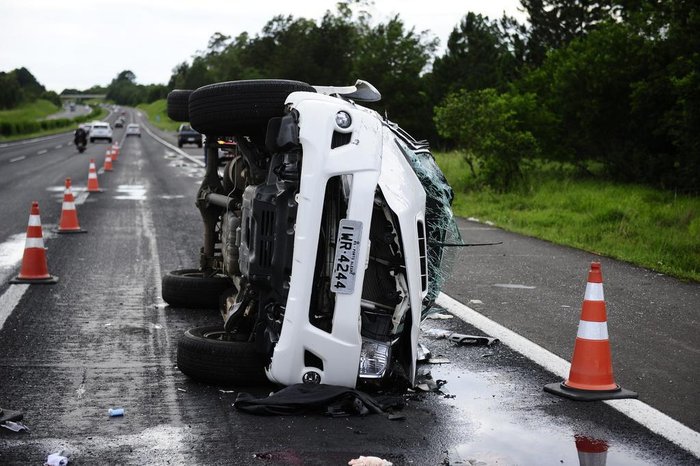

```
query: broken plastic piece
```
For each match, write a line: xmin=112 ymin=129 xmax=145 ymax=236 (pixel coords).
xmin=426 ymin=313 xmax=453 ymax=320
xmin=348 ymin=455 xmax=393 ymax=466
xmin=45 ymin=452 xmax=69 ymax=466
xmin=416 ymin=343 xmax=431 ymax=361
xmin=1 ymin=420 xmax=29 ymax=432
xmin=0 ymin=406 xmax=23 ymax=424
xmin=108 ymin=408 xmax=124 ymax=417
xmin=425 ymin=328 xmax=498 ymax=346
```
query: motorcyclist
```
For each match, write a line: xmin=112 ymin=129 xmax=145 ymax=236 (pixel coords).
xmin=74 ymin=126 xmax=87 ymax=148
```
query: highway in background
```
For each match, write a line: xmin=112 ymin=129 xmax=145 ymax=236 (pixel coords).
xmin=0 ymin=109 xmax=697 ymax=464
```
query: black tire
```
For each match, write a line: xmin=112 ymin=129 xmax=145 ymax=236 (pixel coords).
xmin=177 ymin=326 xmax=269 ymax=385
xmin=89 ymin=138 xmax=94 ymax=143
xmin=161 ymin=268 xmax=231 ymax=309
xmin=188 ymin=79 xmax=315 ymax=137
xmin=167 ymin=89 xmax=193 ymax=122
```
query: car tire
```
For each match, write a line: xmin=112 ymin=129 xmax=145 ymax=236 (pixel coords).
xmin=108 ymin=138 xmax=112 ymax=143
xmin=177 ymin=326 xmax=269 ymax=385
xmin=89 ymin=138 xmax=94 ymax=143
xmin=167 ymin=89 xmax=192 ymax=122
xmin=161 ymin=268 xmax=232 ymax=309
xmin=188 ymin=79 xmax=315 ymax=138
xmin=178 ymin=141 xmax=183 ymax=148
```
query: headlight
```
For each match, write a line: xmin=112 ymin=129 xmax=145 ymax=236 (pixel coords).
xmin=335 ymin=111 xmax=352 ymax=129
xmin=358 ymin=338 xmax=391 ymax=379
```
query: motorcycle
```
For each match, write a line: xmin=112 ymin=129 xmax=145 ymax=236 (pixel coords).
xmin=163 ymin=79 xmax=461 ymax=389
xmin=76 ymin=141 xmax=86 ymax=153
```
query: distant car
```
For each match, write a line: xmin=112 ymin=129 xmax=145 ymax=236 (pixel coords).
xmin=115 ymin=118 xmax=124 ymax=128
xmin=89 ymin=122 xmax=113 ymax=143
xmin=177 ymin=124 xmax=202 ymax=148
xmin=126 ymin=123 xmax=141 ymax=137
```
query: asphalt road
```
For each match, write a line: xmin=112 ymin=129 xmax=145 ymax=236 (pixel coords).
xmin=0 ymin=109 xmax=697 ymax=465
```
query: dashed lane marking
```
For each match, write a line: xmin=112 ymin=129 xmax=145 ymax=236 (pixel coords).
xmin=9 ymin=156 xmax=26 ymax=163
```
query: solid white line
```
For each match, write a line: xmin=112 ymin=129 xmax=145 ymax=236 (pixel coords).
xmin=436 ymin=292 xmax=700 ymax=459
xmin=9 ymin=156 xmax=26 ymax=163
xmin=140 ymin=121 xmax=204 ymax=167
xmin=0 ymin=285 xmax=29 ymax=331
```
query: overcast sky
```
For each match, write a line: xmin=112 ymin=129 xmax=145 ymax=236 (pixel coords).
xmin=1 ymin=0 xmax=526 ymax=93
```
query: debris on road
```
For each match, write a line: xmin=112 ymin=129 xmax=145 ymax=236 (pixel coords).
xmin=45 ymin=451 xmax=69 ymax=466
xmin=425 ymin=328 xmax=499 ymax=346
xmin=348 ymin=455 xmax=393 ymax=466
xmin=234 ymin=383 xmax=403 ymax=416
xmin=426 ymin=312 xmax=453 ymax=320
xmin=0 ymin=420 xmax=29 ymax=432
xmin=108 ymin=407 xmax=124 ymax=417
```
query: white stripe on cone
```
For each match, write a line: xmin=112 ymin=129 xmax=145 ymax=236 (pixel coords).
xmin=61 ymin=201 xmax=76 ymax=210
xmin=576 ymin=320 xmax=609 ymax=340
xmin=25 ymin=237 xmax=45 ymax=249
xmin=28 ymin=215 xmax=41 ymax=227
xmin=584 ymin=282 xmax=604 ymax=301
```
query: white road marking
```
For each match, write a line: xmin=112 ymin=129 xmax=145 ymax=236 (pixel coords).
xmin=0 ymin=285 xmax=29 ymax=331
xmin=493 ymin=283 xmax=536 ymax=289
xmin=37 ymin=149 xmax=48 ymax=155
xmin=55 ymin=144 xmax=63 ymax=149
xmin=140 ymin=122 xmax=204 ymax=167
xmin=9 ymin=156 xmax=26 ymax=163
xmin=436 ymin=292 xmax=700 ymax=459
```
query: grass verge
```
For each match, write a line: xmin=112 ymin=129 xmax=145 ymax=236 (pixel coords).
xmin=137 ymin=99 xmax=180 ymax=132
xmin=434 ymin=151 xmax=700 ymax=282
xmin=0 ymin=99 xmax=60 ymax=121
xmin=0 ymin=106 xmax=109 ymax=142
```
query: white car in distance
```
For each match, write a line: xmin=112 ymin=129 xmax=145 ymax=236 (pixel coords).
xmin=126 ymin=124 xmax=141 ymax=137
xmin=89 ymin=122 xmax=113 ymax=143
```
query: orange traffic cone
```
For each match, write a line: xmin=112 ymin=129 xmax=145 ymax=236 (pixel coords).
xmin=545 ymin=262 xmax=637 ymax=400
xmin=57 ymin=177 xmax=87 ymax=234
xmin=103 ymin=150 xmax=113 ymax=171
xmin=10 ymin=201 xmax=58 ymax=284
xmin=87 ymin=159 xmax=102 ymax=192
xmin=575 ymin=435 xmax=608 ymax=466
xmin=112 ymin=142 xmax=119 ymax=160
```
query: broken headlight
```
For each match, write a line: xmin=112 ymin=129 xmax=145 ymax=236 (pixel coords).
xmin=358 ymin=338 xmax=391 ymax=379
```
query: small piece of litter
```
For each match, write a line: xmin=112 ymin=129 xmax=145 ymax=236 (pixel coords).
xmin=427 ymin=357 xmax=450 ymax=364
xmin=45 ymin=452 xmax=69 ymax=466
xmin=426 ymin=313 xmax=453 ymax=320
xmin=219 ymin=389 xmax=236 ymax=394
xmin=388 ymin=414 xmax=405 ymax=421
xmin=177 ymin=388 xmax=187 ymax=393
xmin=1 ymin=421 xmax=29 ymax=432
xmin=108 ymin=408 xmax=124 ymax=417
xmin=348 ymin=456 xmax=393 ymax=466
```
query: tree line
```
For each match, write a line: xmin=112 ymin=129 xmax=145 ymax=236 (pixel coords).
xmin=0 ymin=67 xmax=62 ymax=109
xmin=78 ymin=1 xmax=700 ymax=192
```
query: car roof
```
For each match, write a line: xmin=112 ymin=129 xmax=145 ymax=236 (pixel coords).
xmin=127 ymin=123 xmax=140 ymax=127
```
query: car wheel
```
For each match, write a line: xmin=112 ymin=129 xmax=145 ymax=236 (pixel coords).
xmin=188 ymin=79 xmax=315 ymax=139
xmin=89 ymin=138 xmax=94 ymax=143
xmin=178 ymin=141 xmax=183 ymax=148
xmin=167 ymin=89 xmax=192 ymax=122
xmin=177 ymin=326 xmax=269 ymax=385
xmin=108 ymin=138 xmax=112 ymax=143
xmin=161 ymin=268 xmax=232 ymax=309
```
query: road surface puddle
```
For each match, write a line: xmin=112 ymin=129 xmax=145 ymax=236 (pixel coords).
xmin=430 ymin=365 xmax=657 ymax=465
xmin=113 ymin=185 xmax=147 ymax=201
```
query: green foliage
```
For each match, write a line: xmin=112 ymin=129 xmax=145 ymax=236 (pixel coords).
xmin=434 ymin=152 xmax=700 ymax=281
xmin=0 ymin=101 xmax=102 ymax=138
xmin=434 ymin=88 xmax=541 ymax=190
xmin=0 ymin=67 xmax=47 ymax=109
xmin=137 ymin=99 xmax=180 ymax=132
xmin=106 ymin=70 xmax=168 ymax=105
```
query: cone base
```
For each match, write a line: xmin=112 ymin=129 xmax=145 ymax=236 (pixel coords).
xmin=544 ymin=382 xmax=638 ymax=401
xmin=87 ymin=188 xmax=105 ymax=193
xmin=10 ymin=275 xmax=59 ymax=285
xmin=56 ymin=228 xmax=88 ymax=234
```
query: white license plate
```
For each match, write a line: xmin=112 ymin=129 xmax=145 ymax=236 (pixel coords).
xmin=330 ymin=219 xmax=362 ymax=294
xmin=188 ymin=137 xmax=195 ymax=141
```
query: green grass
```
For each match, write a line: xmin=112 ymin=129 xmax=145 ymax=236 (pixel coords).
xmin=137 ymin=99 xmax=180 ymax=132
xmin=434 ymin=151 xmax=700 ymax=282
xmin=0 ymin=99 xmax=60 ymax=121
xmin=0 ymin=106 xmax=108 ymax=142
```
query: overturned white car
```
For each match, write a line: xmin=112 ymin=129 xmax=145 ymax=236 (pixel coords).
xmin=163 ymin=79 xmax=460 ymax=389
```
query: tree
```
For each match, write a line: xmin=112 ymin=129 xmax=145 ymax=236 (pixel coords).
xmin=434 ymin=88 xmax=541 ymax=190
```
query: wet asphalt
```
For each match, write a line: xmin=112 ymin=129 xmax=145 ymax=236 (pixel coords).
xmin=0 ymin=109 xmax=697 ymax=465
